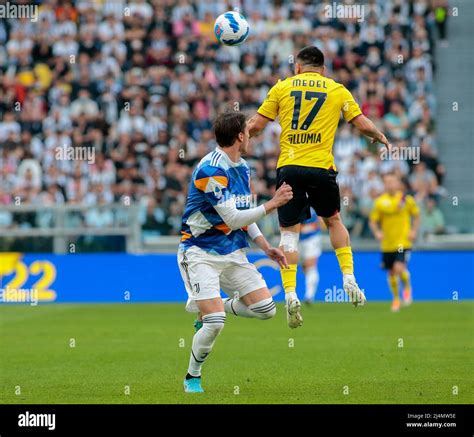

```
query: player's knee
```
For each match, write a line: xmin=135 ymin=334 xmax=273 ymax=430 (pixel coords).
xmin=393 ymin=262 xmax=404 ymax=275
xmin=249 ymin=298 xmax=276 ymax=320
xmin=202 ymin=313 xmax=226 ymax=336
xmin=388 ymin=272 xmax=396 ymax=278
xmin=204 ymin=321 xmax=225 ymax=336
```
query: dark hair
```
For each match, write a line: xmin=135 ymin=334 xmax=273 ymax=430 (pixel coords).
xmin=213 ymin=111 xmax=246 ymax=148
xmin=296 ymin=46 xmax=325 ymax=68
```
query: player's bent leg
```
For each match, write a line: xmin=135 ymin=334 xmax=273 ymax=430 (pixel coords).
xmin=221 ymin=252 xmax=276 ymax=320
xmin=323 ymin=213 xmax=366 ymax=307
xmin=223 ymin=288 xmax=276 ymax=320
xmin=184 ymin=298 xmax=225 ymax=393
xmin=277 ymin=165 xmax=310 ymax=327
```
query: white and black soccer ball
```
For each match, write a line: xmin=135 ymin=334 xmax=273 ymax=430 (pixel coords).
xmin=214 ymin=11 xmax=250 ymax=46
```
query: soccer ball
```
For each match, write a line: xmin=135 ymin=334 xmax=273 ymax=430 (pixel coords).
xmin=214 ymin=11 xmax=250 ymax=46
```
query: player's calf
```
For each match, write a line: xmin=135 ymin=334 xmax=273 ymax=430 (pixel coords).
xmin=185 ymin=312 xmax=225 ymax=392
xmin=399 ymin=267 xmax=413 ymax=306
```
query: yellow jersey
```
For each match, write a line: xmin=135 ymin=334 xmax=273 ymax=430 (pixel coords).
xmin=257 ymin=71 xmax=362 ymax=169
xmin=370 ymin=192 xmax=420 ymax=252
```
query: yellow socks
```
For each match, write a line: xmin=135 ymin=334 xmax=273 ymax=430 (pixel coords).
xmin=281 ymin=264 xmax=297 ymax=293
xmin=400 ymin=270 xmax=411 ymax=290
xmin=388 ymin=274 xmax=400 ymax=299
xmin=335 ymin=247 xmax=353 ymax=275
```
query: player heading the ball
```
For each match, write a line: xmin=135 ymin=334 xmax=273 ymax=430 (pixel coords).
xmin=247 ymin=46 xmax=392 ymax=328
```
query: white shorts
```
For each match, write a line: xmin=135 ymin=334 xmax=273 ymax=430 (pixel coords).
xmin=177 ymin=245 xmax=267 ymax=313
xmin=299 ymin=234 xmax=322 ymax=262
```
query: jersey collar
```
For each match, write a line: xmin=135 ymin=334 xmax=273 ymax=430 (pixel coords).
xmin=215 ymin=146 xmax=243 ymax=167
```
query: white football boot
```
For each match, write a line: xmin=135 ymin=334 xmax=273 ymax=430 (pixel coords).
xmin=343 ymin=274 xmax=367 ymax=307
xmin=285 ymin=292 xmax=303 ymax=328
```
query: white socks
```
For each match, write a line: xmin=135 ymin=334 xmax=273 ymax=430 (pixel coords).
xmin=224 ymin=297 xmax=276 ymax=320
xmin=187 ymin=312 xmax=225 ymax=377
xmin=304 ymin=267 xmax=319 ymax=301
xmin=248 ymin=298 xmax=276 ymax=319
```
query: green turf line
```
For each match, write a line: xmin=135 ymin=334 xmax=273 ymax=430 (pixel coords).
xmin=0 ymin=302 xmax=472 ymax=404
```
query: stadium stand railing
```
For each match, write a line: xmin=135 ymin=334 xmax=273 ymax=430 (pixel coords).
xmin=0 ymin=204 xmax=141 ymax=253
xmin=1 ymin=203 xmax=472 ymax=254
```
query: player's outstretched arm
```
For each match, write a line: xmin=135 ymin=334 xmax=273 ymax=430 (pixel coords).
xmin=351 ymin=114 xmax=391 ymax=150
xmin=214 ymin=183 xmax=293 ymax=230
xmin=247 ymin=113 xmax=271 ymax=138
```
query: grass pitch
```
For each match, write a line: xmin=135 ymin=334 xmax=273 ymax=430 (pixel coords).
xmin=0 ymin=301 xmax=472 ymax=404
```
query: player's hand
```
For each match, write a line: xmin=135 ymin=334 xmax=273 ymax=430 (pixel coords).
xmin=408 ymin=230 xmax=417 ymax=241
xmin=265 ymin=247 xmax=289 ymax=269
xmin=370 ymin=135 xmax=391 ymax=151
xmin=374 ymin=230 xmax=384 ymax=241
xmin=272 ymin=182 xmax=293 ymax=208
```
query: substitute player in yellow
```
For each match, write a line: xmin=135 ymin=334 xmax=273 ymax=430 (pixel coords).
xmin=247 ymin=46 xmax=392 ymax=328
xmin=369 ymin=173 xmax=420 ymax=312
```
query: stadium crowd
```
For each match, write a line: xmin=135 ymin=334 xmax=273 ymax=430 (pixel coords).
xmin=0 ymin=0 xmax=449 ymax=248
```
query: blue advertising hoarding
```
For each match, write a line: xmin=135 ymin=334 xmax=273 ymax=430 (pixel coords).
xmin=0 ymin=251 xmax=473 ymax=304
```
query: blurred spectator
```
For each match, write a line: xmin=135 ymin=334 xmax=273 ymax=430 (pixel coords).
xmin=384 ymin=101 xmax=410 ymax=141
xmin=409 ymin=161 xmax=439 ymax=202
xmin=420 ymin=195 xmax=445 ymax=237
